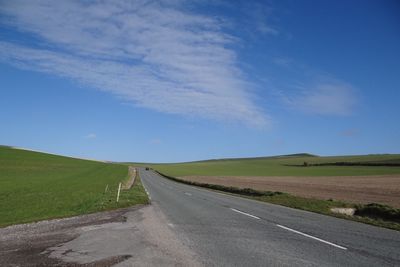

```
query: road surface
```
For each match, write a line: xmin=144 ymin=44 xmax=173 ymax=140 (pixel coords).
xmin=140 ymin=168 xmax=400 ymax=266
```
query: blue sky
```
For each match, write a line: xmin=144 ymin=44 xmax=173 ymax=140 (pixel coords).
xmin=0 ymin=0 xmax=399 ymax=162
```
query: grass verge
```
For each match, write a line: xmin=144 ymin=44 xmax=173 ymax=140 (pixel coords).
xmin=155 ymin=170 xmax=400 ymax=231
xmin=97 ymin=170 xmax=149 ymax=211
xmin=0 ymin=146 xmax=148 ymax=227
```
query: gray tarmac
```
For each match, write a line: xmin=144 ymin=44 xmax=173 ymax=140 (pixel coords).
xmin=140 ymin=169 xmax=400 ymax=266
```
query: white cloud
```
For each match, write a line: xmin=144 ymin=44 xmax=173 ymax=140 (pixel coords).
xmin=286 ymin=81 xmax=357 ymax=116
xmin=238 ymin=1 xmax=278 ymax=36
xmin=0 ymin=0 xmax=268 ymax=127
xmin=85 ymin=133 xmax=97 ymax=139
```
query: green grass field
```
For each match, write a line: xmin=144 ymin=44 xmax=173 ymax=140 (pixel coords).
xmin=0 ymin=146 xmax=148 ymax=227
xmin=143 ymin=154 xmax=400 ymax=177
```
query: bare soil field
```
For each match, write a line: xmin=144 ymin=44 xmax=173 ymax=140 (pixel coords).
xmin=180 ymin=175 xmax=400 ymax=208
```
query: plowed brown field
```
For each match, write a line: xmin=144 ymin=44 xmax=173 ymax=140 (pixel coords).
xmin=180 ymin=175 xmax=400 ymax=207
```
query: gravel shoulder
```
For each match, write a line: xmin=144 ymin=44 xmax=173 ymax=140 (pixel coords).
xmin=181 ymin=175 xmax=400 ymax=207
xmin=0 ymin=204 xmax=200 ymax=266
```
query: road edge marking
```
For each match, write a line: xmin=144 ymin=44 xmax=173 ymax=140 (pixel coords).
xmin=276 ymin=224 xmax=347 ymax=250
xmin=141 ymin=178 xmax=152 ymax=202
xmin=145 ymin=189 xmax=151 ymax=201
xmin=230 ymin=208 xmax=260 ymax=220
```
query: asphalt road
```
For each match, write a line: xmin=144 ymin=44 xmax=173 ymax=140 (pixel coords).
xmin=140 ymin=168 xmax=400 ymax=267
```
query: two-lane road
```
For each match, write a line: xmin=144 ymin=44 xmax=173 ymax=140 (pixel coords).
xmin=140 ymin=169 xmax=400 ymax=266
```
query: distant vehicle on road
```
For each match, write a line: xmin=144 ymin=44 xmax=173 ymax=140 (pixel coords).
xmin=145 ymin=167 xmax=150 ymax=170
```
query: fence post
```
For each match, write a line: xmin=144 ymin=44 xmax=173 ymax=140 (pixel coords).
xmin=116 ymin=182 xmax=122 ymax=202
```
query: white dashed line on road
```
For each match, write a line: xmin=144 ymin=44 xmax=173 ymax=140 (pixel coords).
xmin=276 ymin=224 xmax=347 ymax=250
xmin=230 ymin=208 xmax=260 ymax=220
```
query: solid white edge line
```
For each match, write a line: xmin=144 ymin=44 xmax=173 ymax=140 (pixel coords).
xmin=184 ymin=192 xmax=192 ymax=196
xmin=144 ymin=188 xmax=151 ymax=201
xmin=230 ymin=208 xmax=260 ymax=220
xmin=276 ymin=224 xmax=347 ymax=250
xmin=141 ymin=180 xmax=151 ymax=201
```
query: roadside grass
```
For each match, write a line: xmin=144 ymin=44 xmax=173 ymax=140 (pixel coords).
xmin=156 ymin=171 xmax=400 ymax=231
xmin=97 ymin=172 xmax=149 ymax=210
xmin=254 ymin=195 xmax=400 ymax=231
xmin=141 ymin=154 xmax=400 ymax=177
xmin=0 ymin=146 xmax=148 ymax=227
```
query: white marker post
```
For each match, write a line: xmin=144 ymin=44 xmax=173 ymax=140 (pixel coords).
xmin=116 ymin=182 xmax=122 ymax=202
xmin=105 ymin=184 xmax=109 ymax=193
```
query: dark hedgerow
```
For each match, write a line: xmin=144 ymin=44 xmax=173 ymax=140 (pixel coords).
xmin=355 ymin=203 xmax=400 ymax=222
xmin=284 ymin=162 xmax=400 ymax=167
xmin=155 ymin=171 xmax=282 ymax=197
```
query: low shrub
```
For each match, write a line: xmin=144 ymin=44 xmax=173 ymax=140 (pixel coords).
xmin=155 ymin=171 xmax=281 ymax=197
xmin=354 ymin=203 xmax=400 ymax=222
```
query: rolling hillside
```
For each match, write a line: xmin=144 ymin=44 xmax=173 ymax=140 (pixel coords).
xmin=144 ymin=154 xmax=400 ymax=177
xmin=0 ymin=146 xmax=147 ymax=227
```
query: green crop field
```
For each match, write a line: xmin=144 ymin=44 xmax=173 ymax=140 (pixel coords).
xmin=0 ymin=146 xmax=148 ymax=227
xmin=143 ymin=154 xmax=400 ymax=177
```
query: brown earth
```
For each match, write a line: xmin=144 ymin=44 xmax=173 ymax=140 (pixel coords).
xmin=180 ymin=175 xmax=400 ymax=208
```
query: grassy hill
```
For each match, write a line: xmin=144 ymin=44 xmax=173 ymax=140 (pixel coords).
xmin=0 ymin=146 xmax=147 ymax=227
xmin=143 ymin=154 xmax=400 ymax=177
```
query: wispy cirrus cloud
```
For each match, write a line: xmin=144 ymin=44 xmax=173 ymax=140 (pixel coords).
xmin=0 ymin=0 xmax=268 ymax=127
xmin=84 ymin=133 xmax=97 ymax=139
xmin=286 ymin=80 xmax=357 ymax=116
xmin=270 ymin=57 xmax=358 ymax=116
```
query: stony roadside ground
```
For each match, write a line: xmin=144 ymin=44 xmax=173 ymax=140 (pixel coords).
xmin=0 ymin=205 xmax=200 ymax=267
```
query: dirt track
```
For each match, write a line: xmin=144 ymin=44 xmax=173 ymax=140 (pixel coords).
xmin=180 ymin=175 xmax=400 ymax=208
